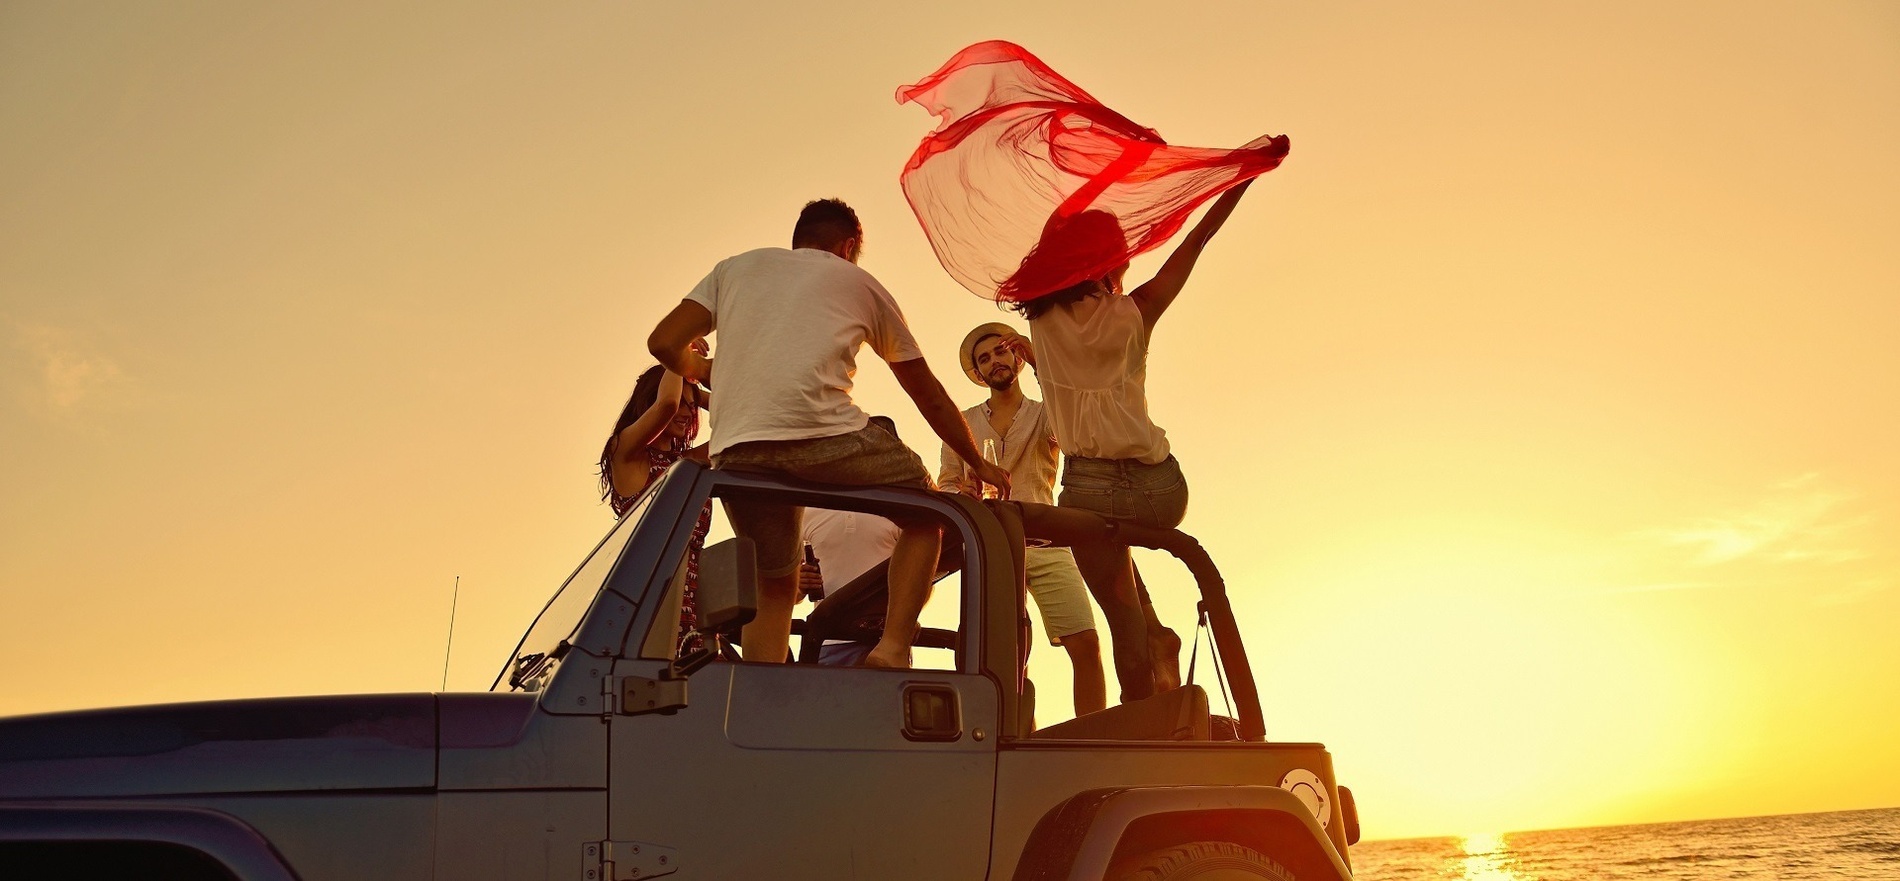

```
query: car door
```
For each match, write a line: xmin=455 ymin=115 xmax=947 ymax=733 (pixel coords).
xmin=605 ymin=481 xmax=1000 ymax=880
xmin=609 ymin=661 xmax=998 ymax=879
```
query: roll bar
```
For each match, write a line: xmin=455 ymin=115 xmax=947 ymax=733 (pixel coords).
xmin=1003 ymin=501 xmax=1267 ymax=742
xmin=652 ymin=465 xmax=1266 ymax=741
xmin=1113 ymin=524 xmax=1266 ymax=742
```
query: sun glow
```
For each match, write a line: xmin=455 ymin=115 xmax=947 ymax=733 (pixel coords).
xmin=1234 ymin=530 xmax=1757 ymax=835
xmin=1458 ymin=833 xmax=1524 ymax=880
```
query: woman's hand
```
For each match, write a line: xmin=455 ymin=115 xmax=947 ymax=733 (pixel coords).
xmin=649 ymin=301 xmax=715 ymax=384
xmin=686 ymin=338 xmax=713 ymax=388
xmin=1002 ymin=334 xmax=1037 ymax=370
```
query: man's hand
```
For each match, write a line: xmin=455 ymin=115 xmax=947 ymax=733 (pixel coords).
xmin=973 ymin=461 xmax=1013 ymax=499
xmin=797 ymin=561 xmax=825 ymax=603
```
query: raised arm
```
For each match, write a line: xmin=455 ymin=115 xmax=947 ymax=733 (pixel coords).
xmin=618 ymin=371 xmax=686 ymax=453
xmin=609 ymin=370 xmax=686 ymax=498
xmin=890 ymin=358 xmax=1012 ymax=499
xmin=1129 ymin=178 xmax=1254 ymax=330
xmin=648 ymin=300 xmax=715 ymax=385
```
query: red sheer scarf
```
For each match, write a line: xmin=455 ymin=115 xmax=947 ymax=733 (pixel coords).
xmin=897 ymin=41 xmax=1290 ymax=303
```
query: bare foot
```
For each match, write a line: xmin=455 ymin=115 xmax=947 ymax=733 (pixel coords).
xmin=863 ymin=642 xmax=913 ymax=669
xmin=1150 ymin=625 xmax=1182 ymax=691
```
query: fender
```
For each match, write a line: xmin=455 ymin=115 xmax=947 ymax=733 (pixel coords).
xmin=0 ymin=803 xmax=298 ymax=881
xmin=1012 ymin=785 xmax=1353 ymax=881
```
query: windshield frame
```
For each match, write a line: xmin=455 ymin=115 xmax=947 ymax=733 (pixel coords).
xmin=491 ymin=489 xmax=656 ymax=691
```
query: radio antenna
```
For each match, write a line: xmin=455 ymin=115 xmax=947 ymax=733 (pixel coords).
xmin=440 ymin=575 xmax=460 ymax=691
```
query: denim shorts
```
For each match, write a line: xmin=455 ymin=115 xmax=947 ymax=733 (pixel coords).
xmin=1057 ymin=454 xmax=1188 ymax=529
xmin=712 ymin=422 xmax=933 ymax=578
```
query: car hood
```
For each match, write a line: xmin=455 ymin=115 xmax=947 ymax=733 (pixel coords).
xmin=0 ymin=694 xmax=436 ymax=800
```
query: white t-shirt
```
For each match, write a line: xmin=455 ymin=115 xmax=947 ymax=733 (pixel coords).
xmin=800 ymin=509 xmax=902 ymax=595
xmin=685 ymin=247 xmax=924 ymax=455
xmin=1029 ymin=294 xmax=1170 ymax=463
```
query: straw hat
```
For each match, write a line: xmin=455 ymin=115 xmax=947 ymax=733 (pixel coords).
xmin=959 ymin=321 xmax=1021 ymax=386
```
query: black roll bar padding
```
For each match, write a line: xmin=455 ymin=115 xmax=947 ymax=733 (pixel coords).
xmin=980 ymin=500 xmax=1034 ymax=691
xmin=1112 ymin=522 xmax=1267 ymax=743
xmin=1002 ymin=500 xmax=1268 ymax=743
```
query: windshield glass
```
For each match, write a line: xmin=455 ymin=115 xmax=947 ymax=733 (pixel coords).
xmin=492 ymin=491 xmax=652 ymax=691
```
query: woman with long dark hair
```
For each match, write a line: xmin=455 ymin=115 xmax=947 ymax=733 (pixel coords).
xmin=598 ymin=351 xmax=710 ymax=652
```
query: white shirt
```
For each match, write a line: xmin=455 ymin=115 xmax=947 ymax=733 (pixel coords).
xmin=1029 ymin=294 xmax=1170 ymax=463
xmin=938 ymin=398 xmax=1061 ymax=506
xmin=686 ymin=248 xmax=924 ymax=456
xmin=800 ymin=509 xmax=902 ymax=594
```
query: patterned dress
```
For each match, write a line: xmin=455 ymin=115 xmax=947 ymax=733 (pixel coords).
xmin=612 ymin=413 xmax=712 ymax=656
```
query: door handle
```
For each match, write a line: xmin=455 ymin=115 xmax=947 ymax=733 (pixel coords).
xmin=901 ymin=682 xmax=962 ymax=742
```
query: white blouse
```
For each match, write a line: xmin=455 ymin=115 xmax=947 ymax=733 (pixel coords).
xmin=1029 ymin=294 xmax=1170 ymax=464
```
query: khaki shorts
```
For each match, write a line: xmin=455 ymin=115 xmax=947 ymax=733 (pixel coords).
xmin=712 ymin=423 xmax=933 ymax=578
xmin=1025 ymin=546 xmax=1096 ymax=643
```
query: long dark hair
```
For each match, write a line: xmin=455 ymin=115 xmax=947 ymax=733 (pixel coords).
xmin=598 ymin=365 xmax=668 ymax=515
xmin=1012 ymin=278 xmax=1104 ymax=321
xmin=1008 ymin=208 xmax=1125 ymax=320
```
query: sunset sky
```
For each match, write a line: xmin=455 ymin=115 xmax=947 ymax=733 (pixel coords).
xmin=2 ymin=2 xmax=1895 ymax=841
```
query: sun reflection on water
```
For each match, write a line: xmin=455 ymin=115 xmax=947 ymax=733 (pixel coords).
xmin=1458 ymin=832 xmax=1527 ymax=880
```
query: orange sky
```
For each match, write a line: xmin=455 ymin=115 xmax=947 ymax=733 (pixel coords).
xmin=2 ymin=2 xmax=1896 ymax=840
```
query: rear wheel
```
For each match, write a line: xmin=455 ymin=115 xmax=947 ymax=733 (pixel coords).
xmin=1112 ymin=840 xmax=1295 ymax=881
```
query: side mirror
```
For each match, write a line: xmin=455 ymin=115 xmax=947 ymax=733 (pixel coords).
xmin=696 ymin=537 xmax=757 ymax=637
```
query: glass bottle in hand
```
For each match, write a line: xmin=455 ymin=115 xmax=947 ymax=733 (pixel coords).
xmin=980 ymin=438 xmax=1000 ymax=500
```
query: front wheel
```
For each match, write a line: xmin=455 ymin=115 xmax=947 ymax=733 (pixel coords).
xmin=1112 ymin=840 xmax=1296 ymax=881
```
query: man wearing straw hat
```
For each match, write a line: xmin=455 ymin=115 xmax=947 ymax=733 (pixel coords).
xmin=939 ymin=322 xmax=1107 ymax=716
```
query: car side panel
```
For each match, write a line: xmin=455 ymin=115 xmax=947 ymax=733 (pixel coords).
xmin=0 ymin=696 xmax=435 ymax=799
xmin=438 ymin=694 xmax=606 ymax=791
xmin=609 ymin=661 xmax=1001 ymax=880
xmin=989 ymin=743 xmax=1342 ymax=879
xmin=435 ymin=791 xmax=604 ymax=881
xmin=189 ymin=794 xmax=436 ymax=881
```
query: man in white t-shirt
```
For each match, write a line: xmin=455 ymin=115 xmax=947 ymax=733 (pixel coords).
xmin=648 ymin=199 xmax=1011 ymax=668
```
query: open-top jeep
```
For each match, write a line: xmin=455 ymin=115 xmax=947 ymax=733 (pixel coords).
xmin=0 ymin=461 xmax=1359 ymax=879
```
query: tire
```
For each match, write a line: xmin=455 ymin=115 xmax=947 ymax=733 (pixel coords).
xmin=1112 ymin=840 xmax=1296 ymax=881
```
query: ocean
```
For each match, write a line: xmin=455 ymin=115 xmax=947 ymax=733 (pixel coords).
xmin=1347 ymin=806 xmax=1899 ymax=879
